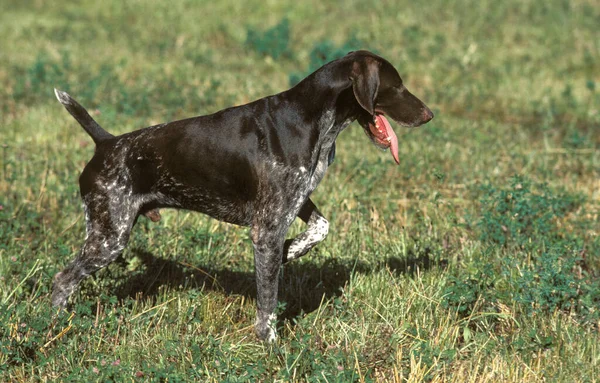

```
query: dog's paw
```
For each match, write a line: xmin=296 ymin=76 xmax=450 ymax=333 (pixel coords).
xmin=255 ymin=314 xmax=278 ymax=343
xmin=51 ymin=271 xmax=73 ymax=309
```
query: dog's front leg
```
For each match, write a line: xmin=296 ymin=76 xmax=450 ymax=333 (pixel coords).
xmin=251 ymin=221 xmax=287 ymax=342
xmin=282 ymin=198 xmax=329 ymax=263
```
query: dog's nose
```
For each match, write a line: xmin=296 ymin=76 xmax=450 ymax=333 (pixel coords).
xmin=422 ymin=107 xmax=434 ymax=123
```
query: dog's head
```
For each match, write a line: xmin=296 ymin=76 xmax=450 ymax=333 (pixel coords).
xmin=347 ymin=51 xmax=433 ymax=164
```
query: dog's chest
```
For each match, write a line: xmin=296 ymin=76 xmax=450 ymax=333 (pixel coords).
xmin=308 ymin=114 xmax=351 ymax=191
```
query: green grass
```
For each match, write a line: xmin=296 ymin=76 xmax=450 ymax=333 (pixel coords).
xmin=1 ymin=0 xmax=599 ymax=381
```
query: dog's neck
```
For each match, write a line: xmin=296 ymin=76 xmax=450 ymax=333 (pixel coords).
xmin=280 ymin=61 xmax=360 ymax=182
xmin=287 ymin=59 xmax=362 ymax=136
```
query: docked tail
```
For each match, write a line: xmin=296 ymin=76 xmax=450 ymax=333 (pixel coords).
xmin=54 ymin=89 xmax=114 ymax=144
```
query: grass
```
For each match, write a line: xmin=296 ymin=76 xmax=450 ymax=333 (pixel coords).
xmin=1 ymin=0 xmax=599 ymax=381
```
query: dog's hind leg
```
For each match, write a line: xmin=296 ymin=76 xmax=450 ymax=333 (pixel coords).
xmin=51 ymin=192 xmax=137 ymax=309
xmin=282 ymin=198 xmax=329 ymax=263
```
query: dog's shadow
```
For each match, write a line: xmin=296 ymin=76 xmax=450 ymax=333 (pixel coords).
xmin=112 ymin=248 xmax=446 ymax=321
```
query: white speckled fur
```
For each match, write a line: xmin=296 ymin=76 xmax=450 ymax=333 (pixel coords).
xmin=286 ymin=215 xmax=329 ymax=261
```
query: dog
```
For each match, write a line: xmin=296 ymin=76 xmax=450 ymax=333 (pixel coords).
xmin=52 ymin=50 xmax=433 ymax=341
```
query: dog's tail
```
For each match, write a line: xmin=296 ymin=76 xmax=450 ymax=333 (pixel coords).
xmin=53 ymin=89 xmax=114 ymax=144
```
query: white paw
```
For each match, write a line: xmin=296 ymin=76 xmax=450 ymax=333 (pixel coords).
xmin=255 ymin=313 xmax=278 ymax=342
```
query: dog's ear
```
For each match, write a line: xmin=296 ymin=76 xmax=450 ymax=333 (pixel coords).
xmin=350 ymin=58 xmax=380 ymax=116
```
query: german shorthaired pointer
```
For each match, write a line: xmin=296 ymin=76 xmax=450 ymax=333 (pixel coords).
xmin=52 ymin=50 xmax=433 ymax=341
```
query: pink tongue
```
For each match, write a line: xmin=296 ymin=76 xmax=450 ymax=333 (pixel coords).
xmin=376 ymin=114 xmax=399 ymax=165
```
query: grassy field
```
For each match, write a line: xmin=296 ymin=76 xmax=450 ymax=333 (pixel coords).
xmin=1 ymin=0 xmax=599 ymax=381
